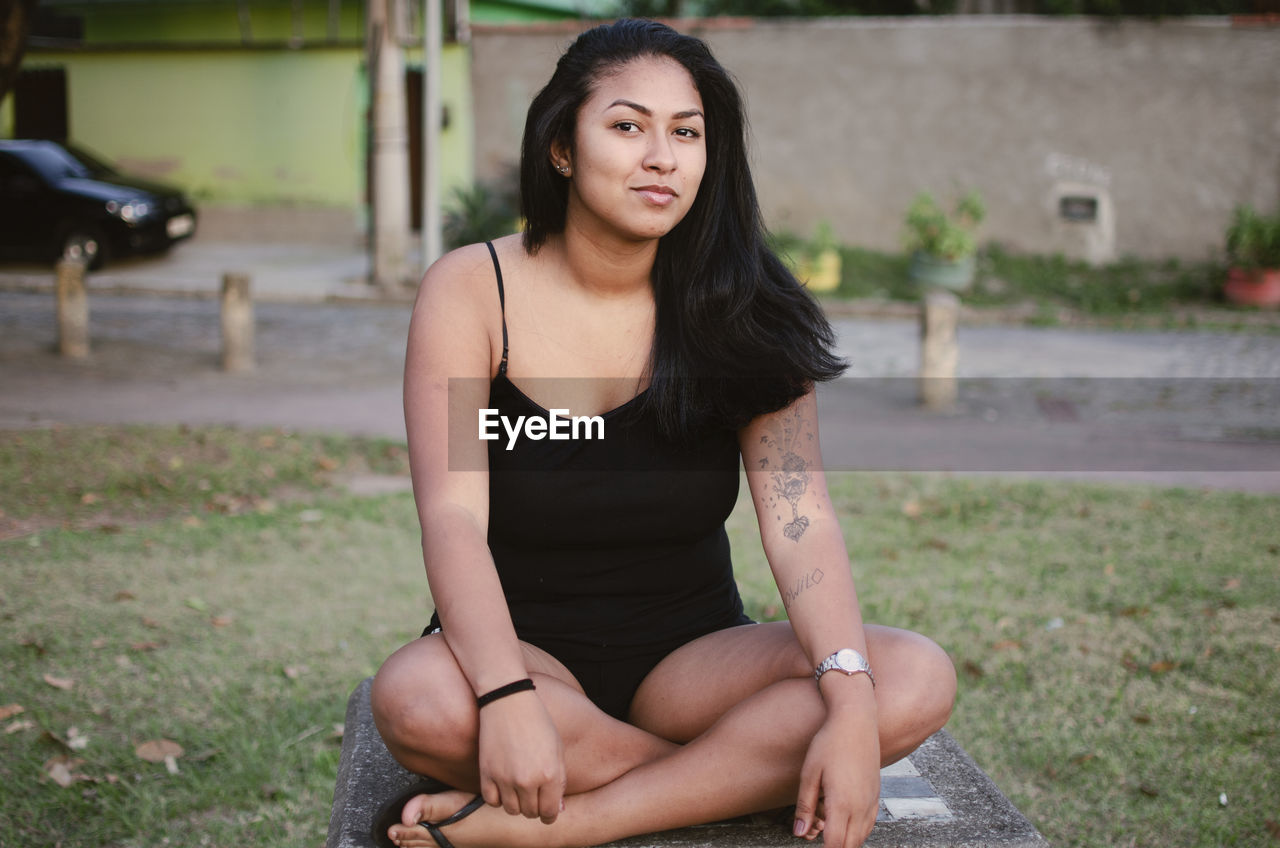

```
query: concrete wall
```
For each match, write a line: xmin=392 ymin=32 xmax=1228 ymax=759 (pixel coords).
xmin=471 ymin=18 xmax=1280 ymax=261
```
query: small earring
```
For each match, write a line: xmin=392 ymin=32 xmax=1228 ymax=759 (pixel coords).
xmin=557 ymin=164 xmax=569 ymax=175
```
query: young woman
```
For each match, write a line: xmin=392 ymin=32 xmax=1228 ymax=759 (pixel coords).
xmin=370 ymin=18 xmax=955 ymax=848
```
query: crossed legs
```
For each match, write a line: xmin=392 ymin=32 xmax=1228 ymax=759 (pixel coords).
xmin=370 ymin=621 xmax=955 ymax=848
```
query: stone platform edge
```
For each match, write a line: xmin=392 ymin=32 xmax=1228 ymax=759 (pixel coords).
xmin=328 ymin=677 xmax=1048 ymax=848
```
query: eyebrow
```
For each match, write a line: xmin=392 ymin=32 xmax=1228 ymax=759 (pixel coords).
xmin=606 ymin=99 xmax=704 ymax=121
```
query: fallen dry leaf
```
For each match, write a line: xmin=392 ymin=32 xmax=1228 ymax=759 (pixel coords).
xmin=135 ymin=739 xmax=184 ymax=763
xmin=210 ymin=615 xmax=234 ymax=628
xmin=316 ymin=456 xmax=340 ymax=472
xmin=1224 ymin=577 xmax=1241 ymax=590
xmin=45 ymin=760 xmax=74 ymax=788
xmin=1263 ymin=819 xmax=1280 ymax=840
xmin=283 ymin=665 xmax=304 ymax=680
xmin=0 ymin=704 xmax=23 ymax=721
xmin=900 ymin=499 xmax=922 ymax=518
xmin=1138 ymin=783 xmax=1159 ymax=797
xmin=113 ymin=590 xmax=136 ymax=602
xmin=90 ymin=637 xmax=109 ymax=649
xmin=141 ymin=617 xmax=160 ymax=629
xmin=6 ymin=719 xmax=35 ymax=734
xmin=182 ymin=515 xmax=204 ymax=529
xmin=130 ymin=641 xmax=161 ymax=652
xmin=42 ymin=755 xmax=86 ymax=788
xmin=993 ymin=640 xmax=1022 ymax=651
xmin=80 ymin=492 xmax=99 ymax=505
xmin=1132 ymin=714 xmax=1152 ymax=724
xmin=925 ymin=537 xmax=949 ymax=551
xmin=1149 ymin=660 xmax=1177 ymax=674
xmin=962 ymin=660 xmax=984 ymax=679
xmin=43 ymin=674 xmax=74 ymax=691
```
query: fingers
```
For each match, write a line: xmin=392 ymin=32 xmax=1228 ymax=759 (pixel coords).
xmin=792 ymin=760 xmax=822 ymax=839
xmin=482 ymin=773 xmax=564 ymax=822
xmin=538 ymin=782 xmax=566 ymax=825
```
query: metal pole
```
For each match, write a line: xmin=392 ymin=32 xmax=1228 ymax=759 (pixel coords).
xmin=422 ymin=0 xmax=443 ymax=269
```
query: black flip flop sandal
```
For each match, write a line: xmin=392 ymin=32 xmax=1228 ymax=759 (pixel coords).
xmin=414 ymin=795 xmax=485 ymax=848
xmin=370 ymin=778 xmax=482 ymax=848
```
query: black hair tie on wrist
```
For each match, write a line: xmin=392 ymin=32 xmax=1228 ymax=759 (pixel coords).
xmin=476 ymin=678 xmax=536 ymax=709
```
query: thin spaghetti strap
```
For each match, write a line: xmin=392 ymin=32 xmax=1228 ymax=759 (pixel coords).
xmin=485 ymin=241 xmax=509 ymax=376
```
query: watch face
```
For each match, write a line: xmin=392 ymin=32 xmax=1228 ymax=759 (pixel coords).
xmin=836 ymin=648 xmax=861 ymax=672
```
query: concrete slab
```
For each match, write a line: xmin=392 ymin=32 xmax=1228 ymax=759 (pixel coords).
xmin=328 ymin=678 xmax=1048 ymax=848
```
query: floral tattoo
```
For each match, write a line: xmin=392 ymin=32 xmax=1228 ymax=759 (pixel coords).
xmin=756 ymin=405 xmax=816 ymax=542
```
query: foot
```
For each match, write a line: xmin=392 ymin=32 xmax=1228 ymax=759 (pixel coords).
xmin=387 ymin=789 xmax=490 ymax=848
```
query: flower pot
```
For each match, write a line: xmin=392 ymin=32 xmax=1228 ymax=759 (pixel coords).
xmin=909 ymin=251 xmax=975 ymax=291
xmin=798 ymin=248 xmax=841 ymax=293
xmin=1224 ymin=267 xmax=1280 ymax=308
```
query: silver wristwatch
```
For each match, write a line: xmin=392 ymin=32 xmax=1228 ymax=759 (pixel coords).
xmin=814 ymin=648 xmax=875 ymax=687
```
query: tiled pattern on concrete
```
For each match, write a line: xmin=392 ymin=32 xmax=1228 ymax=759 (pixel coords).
xmin=329 ymin=678 xmax=1047 ymax=848
xmin=877 ymin=756 xmax=953 ymax=823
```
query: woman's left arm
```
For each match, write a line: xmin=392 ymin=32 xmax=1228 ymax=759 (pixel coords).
xmin=741 ymin=388 xmax=880 ymax=848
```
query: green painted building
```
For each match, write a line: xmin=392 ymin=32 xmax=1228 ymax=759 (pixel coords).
xmin=7 ymin=0 xmax=595 ymax=235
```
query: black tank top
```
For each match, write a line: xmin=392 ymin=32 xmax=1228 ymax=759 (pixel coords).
xmin=480 ymin=242 xmax=746 ymax=663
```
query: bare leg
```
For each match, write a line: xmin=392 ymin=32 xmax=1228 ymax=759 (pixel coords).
xmin=375 ymin=623 xmax=955 ymax=848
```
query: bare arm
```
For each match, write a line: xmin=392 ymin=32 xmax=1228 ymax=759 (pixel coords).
xmin=741 ymin=389 xmax=879 ymax=848
xmin=404 ymin=242 xmax=564 ymax=822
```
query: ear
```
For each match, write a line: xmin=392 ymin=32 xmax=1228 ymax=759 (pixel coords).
xmin=549 ymin=140 xmax=571 ymax=175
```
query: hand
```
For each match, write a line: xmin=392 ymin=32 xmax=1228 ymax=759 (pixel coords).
xmin=793 ymin=707 xmax=880 ymax=848
xmin=476 ymin=691 xmax=566 ymax=824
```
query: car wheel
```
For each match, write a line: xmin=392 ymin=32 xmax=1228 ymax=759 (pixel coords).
xmin=58 ymin=224 xmax=108 ymax=271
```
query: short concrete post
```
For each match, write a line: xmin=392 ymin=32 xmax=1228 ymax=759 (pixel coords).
xmin=55 ymin=258 xmax=90 ymax=359
xmin=221 ymin=272 xmax=255 ymax=372
xmin=919 ymin=288 xmax=959 ymax=411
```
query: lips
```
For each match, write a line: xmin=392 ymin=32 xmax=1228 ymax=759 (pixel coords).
xmin=634 ymin=185 xmax=677 ymax=206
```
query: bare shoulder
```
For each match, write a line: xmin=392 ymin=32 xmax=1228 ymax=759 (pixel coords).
xmin=415 ymin=235 xmax=530 ymax=311
xmin=408 ymin=236 xmax=526 ymax=376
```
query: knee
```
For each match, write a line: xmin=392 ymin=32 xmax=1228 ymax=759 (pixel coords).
xmin=877 ymin=629 xmax=956 ymax=748
xmin=370 ymin=644 xmax=477 ymax=764
xmin=909 ymin=634 xmax=956 ymax=732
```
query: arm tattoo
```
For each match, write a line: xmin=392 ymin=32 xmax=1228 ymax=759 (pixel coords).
xmin=756 ymin=405 xmax=816 ymax=543
xmin=782 ymin=568 xmax=825 ymax=609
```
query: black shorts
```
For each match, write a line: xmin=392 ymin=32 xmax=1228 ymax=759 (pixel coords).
xmin=422 ymin=611 xmax=753 ymax=722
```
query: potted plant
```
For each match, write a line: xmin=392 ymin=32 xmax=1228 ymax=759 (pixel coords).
xmin=1224 ymin=205 xmax=1280 ymax=308
xmin=795 ymin=220 xmax=842 ymax=293
xmin=902 ymin=190 xmax=985 ymax=291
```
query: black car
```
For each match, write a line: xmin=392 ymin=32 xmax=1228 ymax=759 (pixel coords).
xmin=0 ymin=139 xmax=197 ymax=269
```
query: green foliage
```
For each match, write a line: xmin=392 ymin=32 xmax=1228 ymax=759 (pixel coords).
xmin=902 ymin=190 xmax=986 ymax=262
xmin=829 ymin=242 xmax=1231 ymax=323
xmin=1225 ymin=205 xmax=1280 ymax=270
xmin=442 ymin=173 xmax=520 ymax=251
xmin=615 ymin=0 xmax=1249 ymax=14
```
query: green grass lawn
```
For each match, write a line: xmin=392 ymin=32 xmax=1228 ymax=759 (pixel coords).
xmin=2 ymin=427 xmax=1277 ymax=847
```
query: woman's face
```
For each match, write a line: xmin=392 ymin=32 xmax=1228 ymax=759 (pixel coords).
xmin=558 ymin=56 xmax=707 ymax=245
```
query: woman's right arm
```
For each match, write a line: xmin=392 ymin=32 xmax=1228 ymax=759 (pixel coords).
xmin=404 ymin=244 xmax=566 ymax=824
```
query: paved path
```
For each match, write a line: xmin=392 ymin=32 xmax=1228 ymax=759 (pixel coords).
xmin=2 ymin=244 xmax=1279 ymax=493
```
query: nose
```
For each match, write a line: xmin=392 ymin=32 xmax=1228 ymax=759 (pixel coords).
xmin=643 ymin=133 xmax=676 ymax=174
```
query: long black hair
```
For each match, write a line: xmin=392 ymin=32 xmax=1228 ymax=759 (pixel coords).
xmin=520 ymin=18 xmax=846 ymax=440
